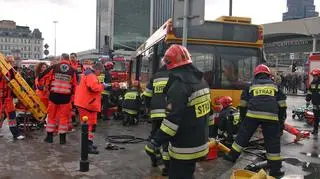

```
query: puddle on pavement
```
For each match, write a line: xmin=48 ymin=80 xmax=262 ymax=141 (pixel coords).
xmin=284 ymin=158 xmax=320 ymax=178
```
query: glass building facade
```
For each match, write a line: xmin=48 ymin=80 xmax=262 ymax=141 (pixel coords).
xmin=283 ymin=0 xmax=319 ymax=21
xmin=113 ymin=0 xmax=150 ymax=51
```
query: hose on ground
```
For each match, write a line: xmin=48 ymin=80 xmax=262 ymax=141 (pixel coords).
xmin=106 ymin=135 xmax=148 ymax=144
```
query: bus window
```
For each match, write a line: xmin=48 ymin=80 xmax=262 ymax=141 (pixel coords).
xmin=218 ymin=46 xmax=259 ymax=89
xmin=187 ymin=45 xmax=215 ymax=87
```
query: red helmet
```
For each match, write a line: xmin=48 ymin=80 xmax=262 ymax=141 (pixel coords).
xmin=105 ymin=62 xmax=114 ymax=70
xmin=311 ymin=68 xmax=320 ymax=76
xmin=163 ymin=44 xmax=192 ymax=70
xmin=132 ymin=80 xmax=140 ymax=87
xmin=219 ymin=96 xmax=233 ymax=108
xmin=254 ymin=64 xmax=271 ymax=76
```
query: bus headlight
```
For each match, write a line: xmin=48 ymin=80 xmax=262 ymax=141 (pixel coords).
xmin=119 ymin=82 xmax=128 ymax=89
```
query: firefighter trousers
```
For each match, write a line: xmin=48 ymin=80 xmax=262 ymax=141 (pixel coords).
xmin=78 ymin=107 xmax=97 ymax=141
xmin=0 ymin=98 xmax=20 ymax=137
xmin=150 ymin=118 xmax=163 ymax=139
xmin=102 ymin=94 xmax=110 ymax=120
xmin=230 ymin=117 xmax=282 ymax=173
xmin=46 ymin=101 xmax=72 ymax=134
xmin=313 ymin=109 xmax=320 ymax=133
xmin=168 ymin=159 xmax=196 ymax=179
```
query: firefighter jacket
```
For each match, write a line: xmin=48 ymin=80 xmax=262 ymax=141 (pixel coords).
xmin=71 ymin=61 xmax=84 ymax=83
xmin=306 ymin=79 xmax=320 ymax=106
xmin=154 ymin=65 xmax=210 ymax=161
xmin=39 ymin=60 xmax=77 ymax=104
xmin=98 ymin=70 xmax=112 ymax=95
xmin=218 ymin=106 xmax=240 ymax=132
xmin=74 ymin=69 xmax=104 ymax=112
xmin=239 ymin=76 xmax=287 ymax=123
xmin=143 ymin=66 xmax=169 ymax=119
xmin=122 ymin=88 xmax=141 ymax=115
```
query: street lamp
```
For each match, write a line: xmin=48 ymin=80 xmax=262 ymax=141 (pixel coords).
xmin=229 ymin=0 xmax=233 ymax=16
xmin=53 ymin=21 xmax=58 ymax=56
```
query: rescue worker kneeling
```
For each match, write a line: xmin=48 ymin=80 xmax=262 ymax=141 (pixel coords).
xmin=122 ymin=80 xmax=141 ymax=125
xmin=145 ymin=45 xmax=210 ymax=179
xmin=224 ymin=64 xmax=287 ymax=178
xmin=217 ymin=96 xmax=240 ymax=145
xmin=74 ymin=62 xmax=118 ymax=154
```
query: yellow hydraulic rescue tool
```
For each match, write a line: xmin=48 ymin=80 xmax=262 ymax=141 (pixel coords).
xmin=0 ymin=53 xmax=47 ymax=121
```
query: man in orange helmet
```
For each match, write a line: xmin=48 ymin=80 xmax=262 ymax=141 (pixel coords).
xmin=224 ymin=64 xmax=287 ymax=178
xmin=0 ymin=56 xmax=24 ymax=140
xmin=306 ymin=68 xmax=320 ymax=135
xmin=40 ymin=53 xmax=77 ymax=144
xmin=145 ymin=44 xmax=210 ymax=179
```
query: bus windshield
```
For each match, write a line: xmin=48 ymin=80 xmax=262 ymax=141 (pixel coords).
xmin=187 ymin=44 xmax=261 ymax=89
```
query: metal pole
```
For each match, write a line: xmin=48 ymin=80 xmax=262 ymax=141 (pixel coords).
xmin=150 ymin=0 xmax=154 ymax=35
xmin=229 ymin=0 xmax=233 ymax=16
xmin=312 ymin=35 xmax=317 ymax=52
xmin=80 ymin=116 xmax=89 ymax=172
xmin=53 ymin=21 xmax=58 ymax=56
xmin=182 ymin=0 xmax=189 ymax=47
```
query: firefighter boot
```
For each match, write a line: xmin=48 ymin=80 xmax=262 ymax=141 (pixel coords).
xmin=59 ymin=133 xmax=66 ymax=145
xmin=44 ymin=132 xmax=53 ymax=143
xmin=88 ymin=140 xmax=99 ymax=154
xmin=268 ymin=160 xmax=285 ymax=178
xmin=223 ymin=149 xmax=240 ymax=163
xmin=162 ymin=160 xmax=170 ymax=176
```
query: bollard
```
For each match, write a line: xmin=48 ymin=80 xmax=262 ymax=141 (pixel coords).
xmin=80 ymin=116 xmax=89 ymax=172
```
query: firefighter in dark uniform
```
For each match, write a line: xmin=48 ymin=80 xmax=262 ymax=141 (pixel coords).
xmin=217 ymin=96 xmax=240 ymax=145
xmin=306 ymin=68 xmax=320 ymax=135
xmin=224 ymin=64 xmax=287 ymax=178
xmin=143 ymin=65 xmax=170 ymax=176
xmin=145 ymin=44 xmax=210 ymax=179
xmin=99 ymin=62 xmax=113 ymax=121
xmin=122 ymin=80 xmax=141 ymax=125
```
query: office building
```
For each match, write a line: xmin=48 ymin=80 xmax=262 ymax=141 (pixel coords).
xmin=96 ymin=0 xmax=173 ymax=53
xmin=283 ymin=0 xmax=319 ymax=21
xmin=0 ymin=20 xmax=43 ymax=59
xmin=96 ymin=0 xmax=150 ymax=52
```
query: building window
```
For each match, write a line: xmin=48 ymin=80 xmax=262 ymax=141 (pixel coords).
xmin=28 ymin=40 xmax=30 ymax=44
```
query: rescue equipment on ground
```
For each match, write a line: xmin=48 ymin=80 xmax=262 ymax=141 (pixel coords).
xmin=230 ymin=169 xmax=275 ymax=179
xmin=0 ymin=53 xmax=47 ymax=121
xmin=284 ymin=123 xmax=310 ymax=143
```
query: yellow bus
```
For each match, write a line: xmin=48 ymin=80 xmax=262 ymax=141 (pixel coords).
xmin=130 ymin=16 xmax=265 ymax=107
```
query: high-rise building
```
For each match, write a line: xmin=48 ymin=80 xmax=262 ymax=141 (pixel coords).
xmin=151 ymin=0 xmax=173 ymax=33
xmin=96 ymin=0 xmax=150 ymax=52
xmin=96 ymin=0 xmax=173 ymax=53
xmin=283 ymin=0 xmax=319 ymax=21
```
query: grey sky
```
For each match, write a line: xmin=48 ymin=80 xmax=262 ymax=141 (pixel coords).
xmin=0 ymin=0 xmax=319 ymax=56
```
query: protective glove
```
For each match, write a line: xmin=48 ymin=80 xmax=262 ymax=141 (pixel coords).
xmin=103 ymin=83 xmax=112 ymax=90
xmin=144 ymin=139 xmax=161 ymax=160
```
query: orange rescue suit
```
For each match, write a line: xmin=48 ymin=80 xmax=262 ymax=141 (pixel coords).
xmin=35 ymin=75 xmax=50 ymax=108
xmin=75 ymin=69 xmax=104 ymax=141
xmin=40 ymin=60 xmax=77 ymax=134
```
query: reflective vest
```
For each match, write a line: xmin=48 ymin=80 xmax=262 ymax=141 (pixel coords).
xmin=99 ymin=71 xmax=112 ymax=95
xmin=239 ymin=78 xmax=287 ymax=121
xmin=122 ymin=88 xmax=140 ymax=115
xmin=144 ymin=68 xmax=170 ymax=119
xmin=49 ymin=61 xmax=76 ymax=104
xmin=158 ymin=68 xmax=210 ymax=161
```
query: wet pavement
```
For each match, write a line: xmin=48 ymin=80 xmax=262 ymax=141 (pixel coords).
xmin=0 ymin=96 xmax=319 ymax=179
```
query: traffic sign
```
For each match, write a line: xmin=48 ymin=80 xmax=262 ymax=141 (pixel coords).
xmin=44 ymin=44 xmax=49 ymax=49
xmin=44 ymin=49 xmax=49 ymax=56
xmin=173 ymin=0 xmax=205 ymax=28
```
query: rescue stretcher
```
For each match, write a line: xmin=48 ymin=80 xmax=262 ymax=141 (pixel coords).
xmin=0 ymin=53 xmax=47 ymax=122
